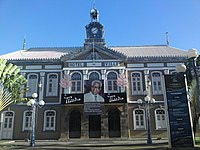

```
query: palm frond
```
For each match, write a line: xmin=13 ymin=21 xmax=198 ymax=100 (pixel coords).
xmin=0 ymin=84 xmax=13 ymax=111
xmin=0 ymin=58 xmax=27 ymax=103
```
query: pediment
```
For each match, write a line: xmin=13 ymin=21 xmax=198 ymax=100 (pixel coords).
xmin=61 ymin=45 xmax=126 ymax=61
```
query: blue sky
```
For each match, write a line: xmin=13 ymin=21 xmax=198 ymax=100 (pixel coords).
xmin=0 ymin=0 xmax=200 ymax=55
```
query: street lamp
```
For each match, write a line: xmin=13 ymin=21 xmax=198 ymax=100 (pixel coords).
xmin=27 ymin=93 xmax=45 ymax=147
xmin=187 ymin=48 xmax=200 ymax=110
xmin=137 ymin=82 xmax=155 ymax=145
xmin=176 ymin=63 xmax=186 ymax=74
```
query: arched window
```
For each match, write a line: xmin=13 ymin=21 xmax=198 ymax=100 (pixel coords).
xmin=26 ymin=74 xmax=38 ymax=97
xmin=133 ymin=109 xmax=146 ymax=130
xmin=71 ymin=72 xmax=82 ymax=93
xmin=131 ymin=72 xmax=143 ymax=95
xmin=43 ymin=110 xmax=56 ymax=131
xmin=46 ymin=73 xmax=58 ymax=96
xmin=89 ymin=71 xmax=100 ymax=80
xmin=155 ymin=109 xmax=166 ymax=129
xmin=107 ymin=72 xmax=118 ymax=93
xmin=151 ymin=72 xmax=162 ymax=95
xmin=22 ymin=110 xmax=32 ymax=131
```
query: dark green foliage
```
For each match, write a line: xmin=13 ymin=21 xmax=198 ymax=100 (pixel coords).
xmin=0 ymin=59 xmax=28 ymax=104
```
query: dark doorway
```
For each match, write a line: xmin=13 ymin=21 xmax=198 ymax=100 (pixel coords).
xmin=89 ymin=115 xmax=101 ymax=138
xmin=69 ymin=110 xmax=81 ymax=138
xmin=108 ymin=109 xmax=121 ymax=137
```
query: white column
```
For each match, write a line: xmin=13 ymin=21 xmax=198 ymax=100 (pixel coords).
xmin=120 ymin=69 xmax=126 ymax=93
xmin=83 ymin=69 xmax=88 ymax=80
xmin=101 ymin=69 xmax=106 ymax=80
xmin=63 ymin=70 xmax=70 ymax=94
xmin=20 ymin=72 xmax=26 ymax=98
xmin=144 ymin=69 xmax=150 ymax=92
xmin=39 ymin=72 xmax=45 ymax=101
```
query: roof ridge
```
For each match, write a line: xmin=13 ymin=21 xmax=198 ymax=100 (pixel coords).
xmin=29 ymin=46 xmax=83 ymax=49
xmin=109 ymin=45 xmax=167 ymax=48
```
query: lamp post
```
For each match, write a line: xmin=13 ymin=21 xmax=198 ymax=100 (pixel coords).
xmin=188 ymin=48 xmax=200 ymax=111
xmin=176 ymin=63 xmax=186 ymax=74
xmin=137 ymin=81 xmax=155 ymax=145
xmin=27 ymin=93 xmax=45 ymax=147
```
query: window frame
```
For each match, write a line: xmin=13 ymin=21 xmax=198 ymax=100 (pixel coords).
xmin=88 ymin=71 xmax=101 ymax=80
xmin=151 ymin=71 xmax=163 ymax=95
xmin=26 ymin=73 xmax=38 ymax=97
xmin=133 ymin=108 xmax=146 ymax=130
xmin=46 ymin=73 xmax=58 ymax=97
xmin=22 ymin=110 xmax=32 ymax=131
xmin=106 ymin=71 xmax=119 ymax=93
xmin=131 ymin=72 xmax=143 ymax=95
xmin=43 ymin=110 xmax=56 ymax=131
xmin=70 ymin=71 xmax=82 ymax=93
xmin=155 ymin=108 xmax=166 ymax=130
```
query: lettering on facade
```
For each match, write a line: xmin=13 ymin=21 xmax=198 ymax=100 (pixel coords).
xmin=104 ymin=93 xmax=127 ymax=103
xmin=107 ymin=95 xmax=124 ymax=103
xmin=68 ymin=63 xmax=84 ymax=67
xmin=64 ymin=96 xmax=81 ymax=104
xmin=104 ymin=62 xmax=119 ymax=67
xmin=61 ymin=94 xmax=83 ymax=104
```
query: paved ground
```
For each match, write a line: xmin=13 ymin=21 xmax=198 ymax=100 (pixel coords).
xmin=0 ymin=139 xmax=200 ymax=150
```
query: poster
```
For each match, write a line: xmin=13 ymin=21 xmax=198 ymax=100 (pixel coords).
xmin=164 ymin=74 xmax=194 ymax=148
xmin=84 ymin=80 xmax=105 ymax=115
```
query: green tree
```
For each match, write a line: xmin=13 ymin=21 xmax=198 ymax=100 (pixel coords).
xmin=186 ymin=55 xmax=200 ymax=136
xmin=0 ymin=59 xmax=27 ymax=111
xmin=0 ymin=84 xmax=13 ymax=111
xmin=188 ymin=79 xmax=199 ymax=136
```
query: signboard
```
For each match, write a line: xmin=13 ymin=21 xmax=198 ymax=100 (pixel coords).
xmin=104 ymin=93 xmax=127 ymax=103
xmin=164 ymin=74 xmax=194 ymax=148
xmin=68 ymin=62 xmax=84 ymax=67
xmin=61 ymin=94 xmax=83 ymax=104
xmin=84 ymin=102 xmax=104 ymax=115
xmin=104 ymin=62 xmax=119 ymax=67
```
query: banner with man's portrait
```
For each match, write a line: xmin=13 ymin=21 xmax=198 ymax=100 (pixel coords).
xmin=84 ymin=79 xmax=105 ymax=115
xmin=84 ymin=80 xmax=105 ymax=103
xmin=61 ymin=78 xmax=127 ymax=115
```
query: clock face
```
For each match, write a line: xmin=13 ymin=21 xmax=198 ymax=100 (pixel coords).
xmin=91 ymin=27 xmax=98 ymax=34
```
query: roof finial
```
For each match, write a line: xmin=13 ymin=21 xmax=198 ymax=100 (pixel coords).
xmin=93 ymin=0 xmax=96 ymax=8
xmin=90 ymin=0 xmax=99 ymax=22
xmin=23 ymin=34 xmax=26 ymax=50
xmin=90 ymin=8 xmax=99 ymax=22
xmin=166 ymin=32 xmax=169 ymax=47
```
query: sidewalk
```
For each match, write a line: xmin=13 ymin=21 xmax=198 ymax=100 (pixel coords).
xmin=0 ymin=138 xmax=199 ymax=150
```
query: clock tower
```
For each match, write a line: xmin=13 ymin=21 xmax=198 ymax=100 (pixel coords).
xmin=84 ymin=8 xmax=106 ymax=46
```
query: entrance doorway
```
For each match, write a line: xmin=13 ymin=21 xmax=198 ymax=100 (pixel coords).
xmin=108 ymin=109 xmax=121 ymax=137
xmin=1 ymin=111 xmax=14 ymax=139
xmin=69 ymin=110 xmax=81 ymax=138
xmin=89 ymin=115 xmax=101 ymax=138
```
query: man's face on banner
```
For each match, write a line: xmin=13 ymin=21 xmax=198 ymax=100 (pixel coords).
xmin=91 ymin=82 xmax=101 ymax=95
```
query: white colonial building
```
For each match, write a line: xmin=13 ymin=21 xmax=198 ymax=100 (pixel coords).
xmin=0 ymin=7 xmax=191 ymax=140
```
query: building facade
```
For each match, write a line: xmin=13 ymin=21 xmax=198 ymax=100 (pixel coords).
xmin=0 ymin=8 xmax=191 ymax=140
